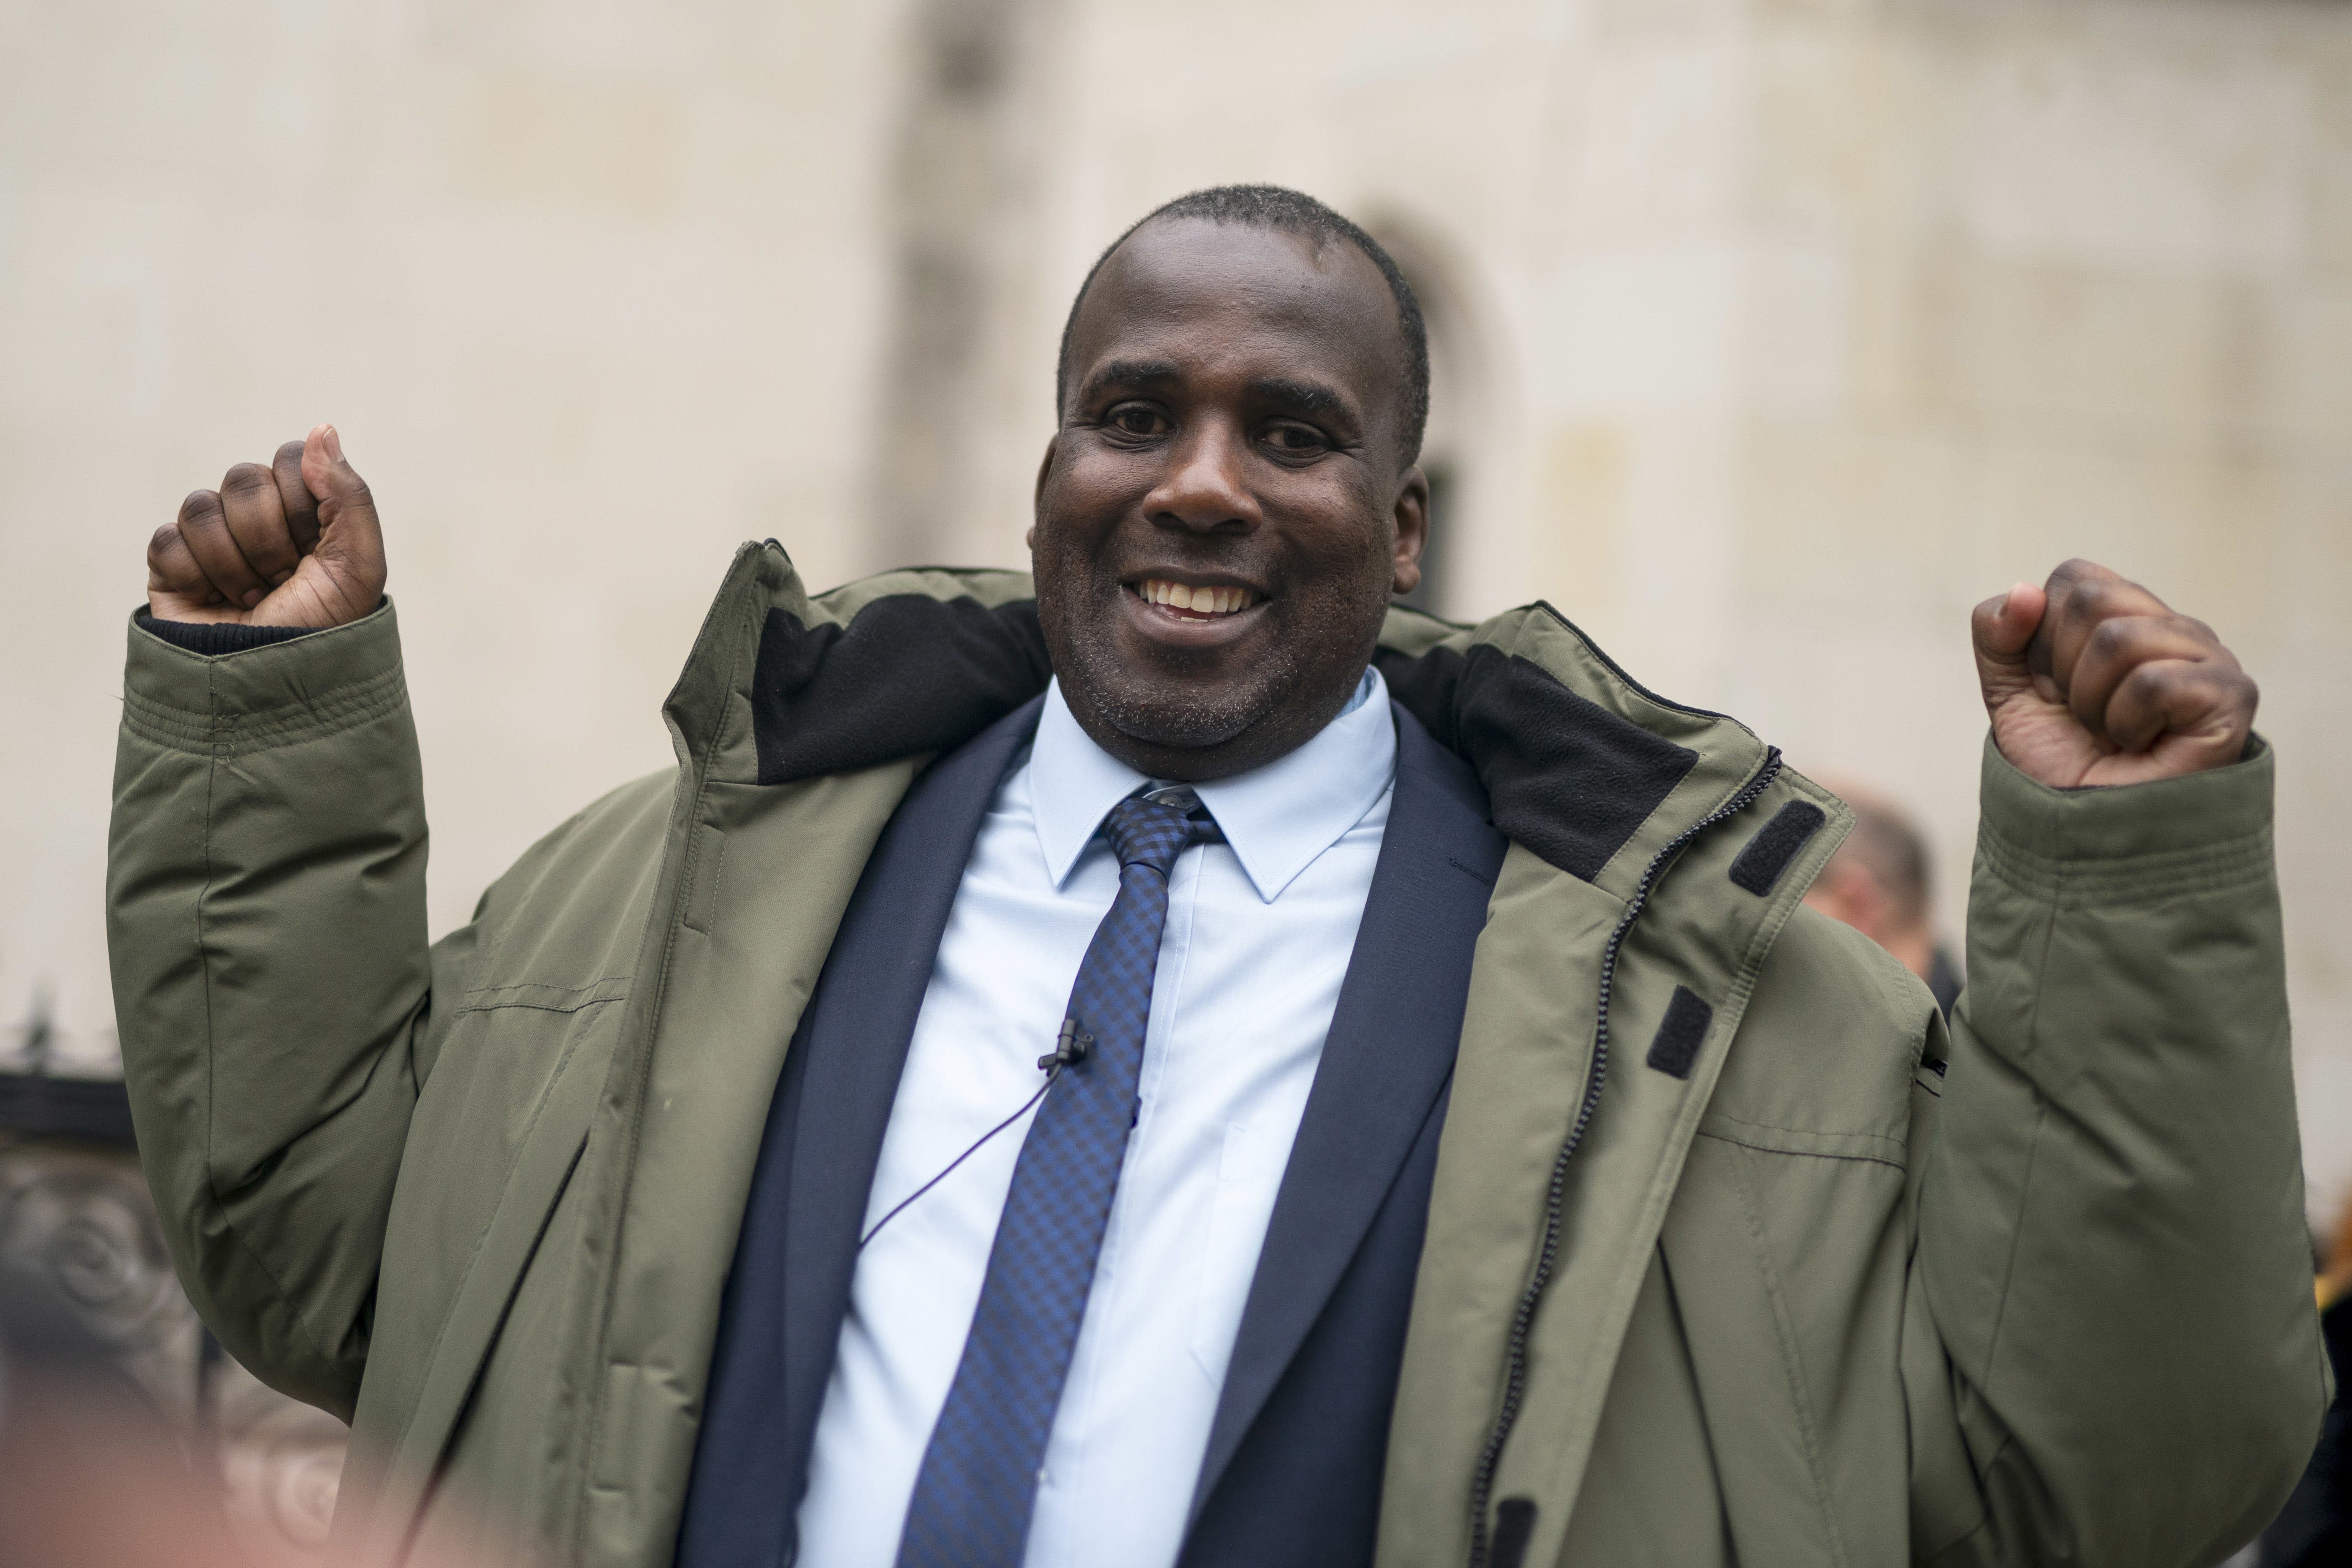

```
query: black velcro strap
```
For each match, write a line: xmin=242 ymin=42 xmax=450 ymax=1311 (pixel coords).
xmin=1727 ymin=800 xmax=1827 ymax=895
xmin=1491 ymin=1498 xmax=1538 ymax=1568
xmin=1646 ymin=986 xmax=1714 ymax=1079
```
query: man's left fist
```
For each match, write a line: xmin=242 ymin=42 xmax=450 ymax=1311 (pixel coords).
xmin=1971 ymin=559 xmax=2257 ymax=789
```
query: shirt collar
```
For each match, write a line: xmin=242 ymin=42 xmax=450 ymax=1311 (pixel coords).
xmin=1030 ymin=665 xmax=1397 ymax=903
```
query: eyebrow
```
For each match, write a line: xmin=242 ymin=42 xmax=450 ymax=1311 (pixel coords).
xmin=1079 ymin=358 xmax=1182 ymax=401
xmin=1249 ymin=376 xmax=1353 ymax=422
xmin=1075 ymin=362 xmax=1360 ymax=428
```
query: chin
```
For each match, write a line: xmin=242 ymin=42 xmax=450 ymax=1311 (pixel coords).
xmin=1088 ymin=679 xmax=1271 ymax=753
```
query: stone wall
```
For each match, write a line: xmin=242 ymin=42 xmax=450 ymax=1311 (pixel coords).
xmin=0 ymin=0 xmax=918 ymax=1069
xmin=4 ymin=0 xmax=2346 ymax=1227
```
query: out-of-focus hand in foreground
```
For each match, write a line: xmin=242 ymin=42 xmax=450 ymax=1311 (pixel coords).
xmin=1971 ymin=557 xmax=2257 ymax=789
xmin=0 ymin=1264 xmax=507 ymax=1568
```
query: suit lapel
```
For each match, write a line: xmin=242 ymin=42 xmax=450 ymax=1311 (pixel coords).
xmin=1188 ymin=706 xmax=1506 ymax=1520
xmin=777 ymin=695 xmax=1043 ymax=1471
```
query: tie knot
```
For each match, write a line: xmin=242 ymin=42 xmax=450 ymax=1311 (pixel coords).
xmin=1102 ymin=792 xmax=1216 ymax=876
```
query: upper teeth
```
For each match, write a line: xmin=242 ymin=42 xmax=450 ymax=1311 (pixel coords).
xmin=1141 ymin=580 xmax=1255 ymax=614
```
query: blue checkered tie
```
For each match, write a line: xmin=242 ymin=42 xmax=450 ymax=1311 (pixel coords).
xmin=894 ymin=790 xmax=1218 ymax=1568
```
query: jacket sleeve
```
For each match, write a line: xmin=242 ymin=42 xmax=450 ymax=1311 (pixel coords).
xmin=1906 ymin=736 xmax=2327 ymax=1567
xmin=106 ymin=601 xmax=469 ymax=1421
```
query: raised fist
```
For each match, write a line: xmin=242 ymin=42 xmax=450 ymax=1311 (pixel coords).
xmin=146 ymin=424 xmax=386 ymax=629
xmin=1972 ymin=559 xmax=2257 ymax=789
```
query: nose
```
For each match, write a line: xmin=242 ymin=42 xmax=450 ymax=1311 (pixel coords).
xmin=1143 ymin=418 xmax=1261 ymax=536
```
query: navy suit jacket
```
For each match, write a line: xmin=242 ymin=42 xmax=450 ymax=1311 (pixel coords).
xmin=677 ymin=697 xmax=1505 ymax=1567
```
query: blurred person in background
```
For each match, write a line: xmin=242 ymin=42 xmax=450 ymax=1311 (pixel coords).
xmin=2258 ymin=1195 xmax=2352 ymax=1565
xmin=1803 ymin=779 xmax=1963 ymax=1020
xmin=103 ymin=186 xmax=2321 ymax=1568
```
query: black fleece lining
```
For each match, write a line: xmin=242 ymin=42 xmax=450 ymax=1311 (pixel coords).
xmin=137 ymin=612 xmax=317 ymax=656
xmin=1490 ymin=1498 xmax=1538 ymax=1568
xmin=752 ymin=598 xmax=1054 ymax=784
xmin=751 ymin=595 xmax=1702 ymax=883
xmin=1378 ymin=643 xmax=1699 ymax=882
xmin=1727 ymin=800 xmax=1827 ymax=896
xmin=1646 ymin=984 xmax=1714 ymax=1079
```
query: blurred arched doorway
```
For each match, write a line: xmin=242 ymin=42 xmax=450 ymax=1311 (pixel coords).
xmin=1368 ymin=219 xmax=1491 ymax=623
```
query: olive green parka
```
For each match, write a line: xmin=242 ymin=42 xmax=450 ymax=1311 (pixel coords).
xmin=107 ymin=546 xmax=2324 ymax=1567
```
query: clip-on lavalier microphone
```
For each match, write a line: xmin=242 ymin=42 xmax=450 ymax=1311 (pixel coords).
xmin=860 ymin=1015 xmax=1094 ymax=1249
xmin=1040 ymin=1018 xmax=1094 ymax=1073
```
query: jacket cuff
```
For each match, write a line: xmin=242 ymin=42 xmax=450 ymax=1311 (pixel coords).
xmin=1975 ymin=731 xmax=2274 ymax=900
xmin=133 ymin=596 xmax=389 ymax=658
xmin=135 ymin=612 xmax=319 ymax=656
xmin=123 ymin=598 xmax=406 ymax=750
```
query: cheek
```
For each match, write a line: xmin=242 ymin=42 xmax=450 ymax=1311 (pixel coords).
xmin=1031 ymin=489 xmax=1107 ymax=577
xmin=1289 ymin=507 xmax=1397 ymax=595
xmin=1044 ymin=443 xmax=1152 ymax=524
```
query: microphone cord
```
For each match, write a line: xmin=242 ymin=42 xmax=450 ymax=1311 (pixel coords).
xmin=858 ymin=1018 xmax=1095 ymax=1250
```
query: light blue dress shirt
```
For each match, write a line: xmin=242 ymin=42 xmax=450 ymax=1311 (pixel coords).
xmin=794 ymin=667 xmax=1399 ymax=1568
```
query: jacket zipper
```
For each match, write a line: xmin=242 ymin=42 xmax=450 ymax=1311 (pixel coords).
xmin=1465 ymin=747 xmax=1785 ymax=1568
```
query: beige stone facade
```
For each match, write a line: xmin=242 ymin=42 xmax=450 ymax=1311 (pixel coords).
xmin=5 ymin=0 xmax=2349 ymax=1227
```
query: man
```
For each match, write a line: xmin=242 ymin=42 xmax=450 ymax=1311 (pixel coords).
xmin=110 ymin=186 xmax=2320 ymax=1567
xmin=1800 ymin=780 xmax=1963 ymax=1018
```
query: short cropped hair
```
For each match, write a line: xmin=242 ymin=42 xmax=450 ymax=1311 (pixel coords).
xmin=1054 ymin=184 xmax=1432 ymax=467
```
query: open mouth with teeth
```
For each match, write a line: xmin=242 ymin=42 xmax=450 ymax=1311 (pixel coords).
xmin=1131 ymin=578 xmax=1263 ymax=621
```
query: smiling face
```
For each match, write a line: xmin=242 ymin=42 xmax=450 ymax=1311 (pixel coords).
xmin=1031 ymin=217 xmax=1429 ymax=782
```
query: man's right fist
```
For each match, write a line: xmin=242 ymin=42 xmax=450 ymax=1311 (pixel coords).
xmin=146 ymin=423 xmax=386 ymax=629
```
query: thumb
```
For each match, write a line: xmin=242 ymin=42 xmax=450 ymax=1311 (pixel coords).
xmin=300 ymin=423 xmax=370 ymax=519
xmin=1971 ymin=579 xmax=2045 ymax=717
xmin=285 ymin=422 xmax=387 ymax=622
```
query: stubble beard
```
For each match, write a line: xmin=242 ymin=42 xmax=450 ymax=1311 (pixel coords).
xmin=1053 ymin=595 xmax=1305 ymax=752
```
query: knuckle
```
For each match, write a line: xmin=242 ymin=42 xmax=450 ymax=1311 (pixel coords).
xmin=2065 ymin=575 xmax=2122 ymax=623
xmin=147 ymin=522 xmax=183 ymax=559
xmin=2084 ymin=616 xmax=2130 ymax=658
xmin=221 ymin=462 xmax=274 ymax=495
xmin=179 ymin=489 xmax=222 ymax=524
xmin=2209 ymin=662 xmax=2257 ymax=696
xmin=274 ymin=439 xmax=307 ymax=466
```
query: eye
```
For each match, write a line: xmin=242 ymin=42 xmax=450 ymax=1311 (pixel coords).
xmin=1263 ymin=422 xmax=1330 ymax=458
xmin=1103 ymin=403 xmax=1169 ymax=440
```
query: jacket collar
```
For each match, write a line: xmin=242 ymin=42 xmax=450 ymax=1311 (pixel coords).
xmin=678 ymin=542 xmax=1766 ymax=904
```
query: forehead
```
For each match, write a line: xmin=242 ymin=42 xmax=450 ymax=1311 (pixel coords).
xmin=1067 ymin=218 xmax=1404 ymax=415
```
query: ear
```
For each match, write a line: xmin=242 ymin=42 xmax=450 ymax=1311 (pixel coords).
xmin=1029 ymin=435 xmax=1060 ymax=552
xmin=1389 ymin=464 xmax=1431 ymax=597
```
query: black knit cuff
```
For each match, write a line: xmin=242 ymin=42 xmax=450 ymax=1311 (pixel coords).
xmin=136 ymin=611 xmax=319 ymax=656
